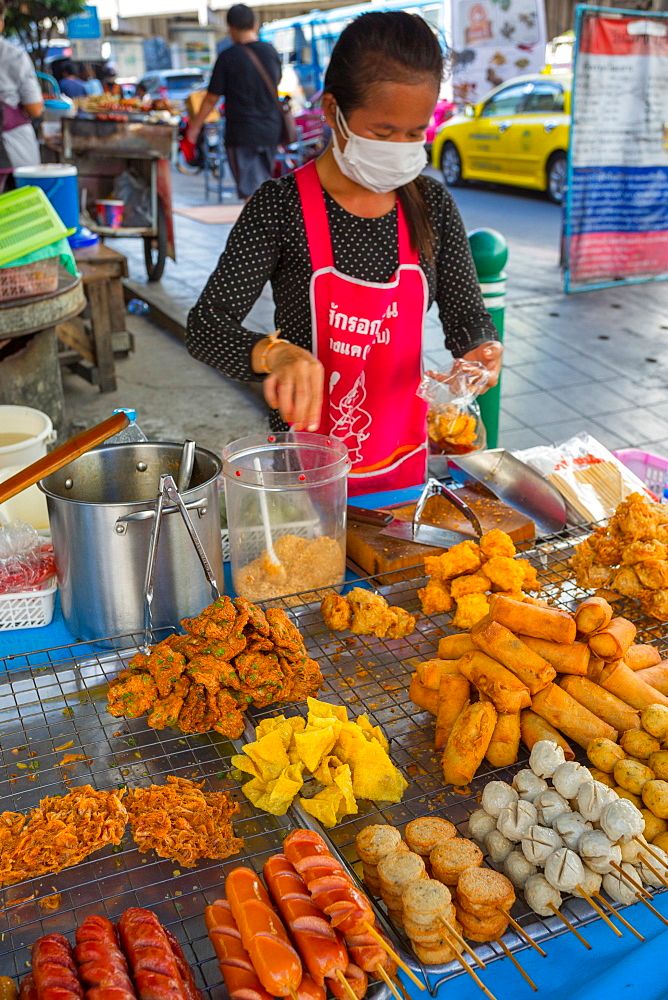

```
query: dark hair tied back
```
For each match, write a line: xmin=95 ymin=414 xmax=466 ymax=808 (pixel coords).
xmin=324 ymin=11 xmax=444 ymax=260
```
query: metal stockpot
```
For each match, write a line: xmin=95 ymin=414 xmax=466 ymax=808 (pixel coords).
xmin=39 ymin=442 xmax=224 ymax=640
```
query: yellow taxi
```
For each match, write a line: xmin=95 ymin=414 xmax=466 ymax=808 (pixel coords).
xmin=431 ymin=74 xmax=571 ymax=203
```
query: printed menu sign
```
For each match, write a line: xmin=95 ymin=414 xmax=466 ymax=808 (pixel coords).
xmin=564 ymin=7 xmax=668 ymax=291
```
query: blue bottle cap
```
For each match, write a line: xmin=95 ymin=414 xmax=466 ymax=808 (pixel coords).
xmin=113 ymin=407 xmax=137 ymax=422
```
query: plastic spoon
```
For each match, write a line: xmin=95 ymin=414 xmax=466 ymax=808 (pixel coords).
xmin=253 ymin=456 xmax=285 ymax=579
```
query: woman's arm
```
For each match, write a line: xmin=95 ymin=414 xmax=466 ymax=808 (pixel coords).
xmin=434 ymin=189 xmax=502 ymax=385
xmin=186 ymin=182 xmax=283 ymax=381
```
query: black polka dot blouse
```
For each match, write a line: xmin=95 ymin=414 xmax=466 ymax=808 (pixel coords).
xmin=186 ymin=172 xmax=499 ymax=427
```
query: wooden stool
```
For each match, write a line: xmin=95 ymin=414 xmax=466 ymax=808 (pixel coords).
xmin=57 ymin=243 xmax=134 ymax=392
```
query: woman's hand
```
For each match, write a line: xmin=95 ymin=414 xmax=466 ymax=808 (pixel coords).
xmin=460 ymin=340 xmax=503 ymax=389
xmin=262 ymin=341 xmax=325 ymax=431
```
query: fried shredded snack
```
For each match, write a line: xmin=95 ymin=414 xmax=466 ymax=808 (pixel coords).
xmin=320 ymin=587 xmax=416 ymax=639
xmin=107 ymin=596 xmax=322 ymax=734
xmin=124 ymin=776 xmax=242 ymax=868
xmin=0 ymin=786 xmax=127 ymax=887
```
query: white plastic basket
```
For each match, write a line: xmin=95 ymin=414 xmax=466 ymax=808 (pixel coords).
xmin=0 ymin=577 xmax=57 ymax=630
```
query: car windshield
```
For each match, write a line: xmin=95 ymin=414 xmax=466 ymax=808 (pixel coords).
xmin=167 ymin=75 xmax=203 ymax=91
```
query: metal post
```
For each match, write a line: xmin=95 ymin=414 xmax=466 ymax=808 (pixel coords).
xmin=467 ymin=228 xmax=508 ymax=449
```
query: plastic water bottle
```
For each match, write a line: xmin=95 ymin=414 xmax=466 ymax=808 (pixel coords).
xmin=127 ymin=299 xmax=150 ymax=316
xmin=110 ymin=408 xmax=148 ymax=443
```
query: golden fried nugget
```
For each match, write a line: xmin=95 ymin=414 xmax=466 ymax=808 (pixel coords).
xmin=424 ymin=540 xmax=482 ymax=582
xmin=450 ymin=573 xmax=489 ymax=599
xmin=418 ymin=579 xmax=453 ymax=615
xmin=636 ymin=560 xmax=668 ymax=590
xmin=588 ymin=528 xmax=623 ymax=567
xmin=622 ymin=539 xmax=668 ymax=564
xmin=610 ymin=493 xmax=663 ymax=541
xmin=516 ymin=558 xmax=540 ymax=592
xmin=452 ymin=593 xmax=490 ymax=630
xmin=481 ymin=556 xmax=525 ymax=593
xmin=640 ymin=589 xmax=668 ymax=620
xmin=386 ymin=607 xmax=417 ymax=639
xmin=479 ymin=529 xmax=516 ymax=560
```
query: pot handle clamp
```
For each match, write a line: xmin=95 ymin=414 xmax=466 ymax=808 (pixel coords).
xmin=412 ymin=477 xmax=483 ymax=541
xmin=142 ymin=474 xmax=220 ymax=652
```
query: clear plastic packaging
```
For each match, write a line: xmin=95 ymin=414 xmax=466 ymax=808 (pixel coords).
xmin=0 ymin=521 xmax=56 ymax=594
xmin=418 ymin=361 xmax=488 ymax=455
xmin=515 ymin=433 xmax=651 ymax=523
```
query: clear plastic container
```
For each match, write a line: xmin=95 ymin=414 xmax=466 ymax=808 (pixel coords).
xmin=222 ymin=432 xmax=350 ymax=602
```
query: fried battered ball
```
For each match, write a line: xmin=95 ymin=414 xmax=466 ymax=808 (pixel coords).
xmin=386 ymin=607 xmax=417 ymax=639
xmin=417 ymin=579 xmax=453 ymax=615
xmin=610 ymin=494 xmax=663 ymax=541
xmin=639 ymin=589 xmax=668 ymax=620
xmin=649 ymin=751 xmax=668 ymax=781
xmin=621 ymin=539 xmax=668 ymax=564
xmin=588 ymin=528 xmax=623 ymax=567
xmin=642 ymin=704 xmax=668 ymax=741
xmin=481 ymin=556 xmax=525 ymax=594
xmin=424 ymin=540 xmax=482 ymax=581
xmin=636 ymin=560 xmax=668 ymax=591
xmin=479 ymin=529 xmax=516 ymax=560
xmin=587 ymin=737 xmax=626 ymax=774
xmin=613 ymin=758 xmax=655 ymax=796
xmin=619 ymin=728 xmax=661 ymax=760
xmin=450 ymin=574 xmax=489 ymax=599
xmin=612 ymin=566 xmax=644 ymax=598
xmin=320 ymin=592 xmax=352 ymax=631
xmin=452 ymin=593 xmax=489 ymax=630
xmin=642 ymin=779 xmax=668 ymax=819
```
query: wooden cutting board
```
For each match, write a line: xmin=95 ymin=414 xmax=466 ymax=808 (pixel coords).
xmin=346 ymin=482 xmax=535 ymax=579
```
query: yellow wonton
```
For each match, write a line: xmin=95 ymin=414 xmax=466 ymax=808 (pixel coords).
xmin=312 ymin=754 xmax=344 ymax=786
xmin=334 ymin=721 xmax=369 ymax=763
xmin=332 ymin=763 xmax=357 ymax=817
xmin=349 ymin=739 xmax=408 ymax=803
xmin=242 ymin=763 xmax=304 ymax=815
xmin=307 ymin=697 xmax=348 ymax=724
xmin=356 ymin=714 xmax=389 ymax=751
xmin=294 ymin=724 xmax=338 ymax=773
xmin=300 ymin=785 xmax=344 ymax=827
xmin=242 ymin=729 xmax=289 ymax=782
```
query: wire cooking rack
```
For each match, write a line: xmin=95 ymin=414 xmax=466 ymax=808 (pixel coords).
xmin=0 ymin=522 xmax=666 ymax=993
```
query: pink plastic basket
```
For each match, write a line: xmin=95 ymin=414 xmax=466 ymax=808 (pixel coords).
xmin=614 ymin=448 xmax=668 ymax=497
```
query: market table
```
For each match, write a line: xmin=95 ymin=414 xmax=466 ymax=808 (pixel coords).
xmin=1 ymin=486 xmax=667 ymax=999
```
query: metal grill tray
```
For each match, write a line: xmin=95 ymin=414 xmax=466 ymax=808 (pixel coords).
xmin=1 ymin=523 xmax=666 ymax=993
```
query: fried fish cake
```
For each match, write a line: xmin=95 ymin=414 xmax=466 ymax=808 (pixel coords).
xmin=145 ymin=643 xmax=187 ymax=698
xmin=265 ymin=607 xmax=304 ymax=651
xmin=213 ymin=691 xmax=246 ymax=739
xmin=186 ymin=654 xmax=241 ymax=693
xmin=107 ymin=673 xmax=158 ymax=719
xmin=181 ymin=595 xmax=237 ymax=641
xmin=147 ymin=690 xmax=187 ymax=729
xmin=234 ymin=596 xmax=271 ymax=636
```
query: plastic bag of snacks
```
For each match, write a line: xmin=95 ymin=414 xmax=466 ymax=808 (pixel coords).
xmin=0 ymin=521 xmax=56 ymax=594
xmin=418 ymin=362 xmax=488 ymax=455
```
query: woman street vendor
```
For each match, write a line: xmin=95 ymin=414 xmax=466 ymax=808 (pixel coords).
xmin=187 ymin=11 xmax=502 ymax=495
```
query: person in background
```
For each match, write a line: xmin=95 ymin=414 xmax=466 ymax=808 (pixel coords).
xmin=83 ymin=65 xmax=103 ymax=96
xmin=187 ymin=12 xmax=502 ymax=495
xmin=58 ymin=62 xmax=87 ymax=99
xmin=102 ymin=72 xmax=119 ymax=96
xmin=0 ymin=0 xmax=43 ymax=193
xmin=186 ymin=3 xmax=282 ymax=201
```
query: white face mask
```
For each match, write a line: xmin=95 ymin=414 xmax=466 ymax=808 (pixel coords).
xmin=332 ymin=107 xmax=426 ymax=193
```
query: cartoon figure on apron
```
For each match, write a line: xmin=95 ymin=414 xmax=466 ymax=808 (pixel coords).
xmin=329 ymin=371 xmax=372 ymax=464
xmin=296 ymin=160 xmax=429 ymax=496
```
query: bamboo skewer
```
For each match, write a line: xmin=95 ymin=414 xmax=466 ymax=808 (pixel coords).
xmin=576 ymin=886 xmax=623 ymax=937
xmin=438 ymin=915 xmax=486 ymax=970
xmin=335 ymin=971 xmax=359 ymax=1000
xmin=637 ymin=854 xmax=668 ymax=889
xmin=547 ymin=904 xmax=592 ymax=950
xmin=363 ymin=923 xmax=426 ymax=992
xmin=376 ymin=963 xmax=402 ymax=1000
xmin=497 ymin=939 xmax=538 ymax=992
xmin=506 ymin=914 xmax=547 ymax=957
xmin=610 ymin=863 xmax=668 ymax=926
xmin=593 ymin=893 xmax=645 ymax=941
xmin=289 ymin=988 xmax=299 ymax=1000
xmin=390 ymin=972 xmax=412 ymax=1000
xmin=635 ymin=838 xmax=668 ymax=872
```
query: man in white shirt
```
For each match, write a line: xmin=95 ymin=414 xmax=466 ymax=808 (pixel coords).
xmin=0 ymin=1 xmax=43 ymax=189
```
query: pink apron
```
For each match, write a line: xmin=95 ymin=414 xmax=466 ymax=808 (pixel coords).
xmin=295 ymin=160 xmax=429 ymax=497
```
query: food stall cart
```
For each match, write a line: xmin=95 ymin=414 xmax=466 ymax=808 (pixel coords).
xmin=1 ymin=437 xmax=667 ymax=1000
xmin=61 ymin=114 xmax=177 ymax=281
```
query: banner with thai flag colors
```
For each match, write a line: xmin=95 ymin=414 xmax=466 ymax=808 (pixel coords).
xmin=564 ymin=6 xmax=668 ymax=292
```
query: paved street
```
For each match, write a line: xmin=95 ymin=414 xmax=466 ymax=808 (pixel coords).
xmin=63 ymin=166 xmax=667 ymax=461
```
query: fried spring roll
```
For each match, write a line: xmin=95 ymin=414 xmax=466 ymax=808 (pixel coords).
xmin=415 ymin=658 xmax=461 ymax=690
xmin=574 ymin=596 xmax=614 ymax=637
xmin=636 ymin=662 xmax=668 ymax=696
xmin=519 ymin=709 xmax=575 ymax=760
xmin=438 ymin=634 xmax=476 ymax=659
xmin=485 ymin=710 xmax=521 ymax=768
xmin=441 ymin=701 xmax=497 ymax=787
xmin=588 ymin=617 xmax=637 ymax=661
xmin=530 ymin=682 xmax=618 ymax=749
xmin=409 ymin=675 xmax=440 ymax=716
xmin=625 ymin=644 xmax=662 ymax=671
xmin=521 ymin=635 xmax=590 ymax=676
xmin=587 ymin=655 xmax=610 ymax=683
xmin=458 ymin=650 xmax=532 ymax=714
xmin=559 ymin=675 xmax=641 ymax=733
xmin=471 ymin=620 xmax=555 ymax=695
xmin=598 ymin=661 xmax=668 ymax=711
xmin=434 ymin=674 xmax=471 ymax=750
xmin=489 ymin=595 xmax=576 ymax=645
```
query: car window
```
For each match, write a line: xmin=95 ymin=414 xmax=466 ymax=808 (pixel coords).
xmin=167 ymin=74 xmax=205 ymax=92
xmin=524 ymin=83 xmax=564 ymax=113
xmin=480 ymin=83 xmax=532 ymax=117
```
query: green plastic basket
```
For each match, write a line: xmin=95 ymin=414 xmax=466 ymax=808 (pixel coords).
xmin=0 ymin=186 xmax=75 ymax=267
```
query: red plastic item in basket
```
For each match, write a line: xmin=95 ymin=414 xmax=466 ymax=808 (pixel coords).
xmin=0 ymin=258 xmax=59 ymax=303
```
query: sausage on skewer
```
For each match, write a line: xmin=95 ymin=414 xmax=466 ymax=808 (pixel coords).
xmin=75 ymin=915 xmax=137 ymax=1000
xmin=117 ymin=908 xmax=187 ymax=1000
xmin=31 ymin=935 xmax=84 ymax=1000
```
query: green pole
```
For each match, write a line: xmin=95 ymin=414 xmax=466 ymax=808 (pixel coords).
xmin=467 ymin=228 xmax=508 ymax=450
